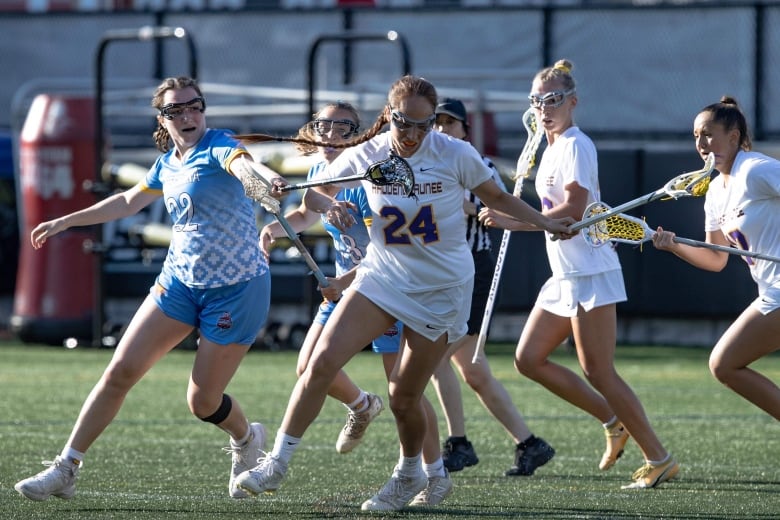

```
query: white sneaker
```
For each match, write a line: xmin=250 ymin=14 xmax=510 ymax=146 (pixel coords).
xmin=235 ymin=454 xmax=288 ymax=496
xmin=336 ymin=393 xmax=384 ymax=454
xmin=409 ymin=470 xmax=453 ymax=506
xmin=14 ymin=456 xmax=80 ymax=501
xmin=225 ymin=422 xmax=266 ymax=498
xmin=361 ymin=466 xmax=427 ymax=511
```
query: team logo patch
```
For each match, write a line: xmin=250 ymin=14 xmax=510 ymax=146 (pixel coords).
xmin=217 ymin=312 xmax=233 ymax=330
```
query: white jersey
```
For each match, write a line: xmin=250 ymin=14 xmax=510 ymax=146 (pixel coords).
xmin=534 ymin=126 xmax=621 ymax=278
xmin=704 ymin=149 xmax=780 ymax=294
xmin=319 ymin=131 xmax=493 ymax=293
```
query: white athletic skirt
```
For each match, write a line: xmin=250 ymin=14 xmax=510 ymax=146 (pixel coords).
xmin=536 ymin=269 xmax=626 ymax=318
xmin=752 ymin=281 xmax=780 ymax=315
xmin=351 ymin=269 xmax=472 ymax=343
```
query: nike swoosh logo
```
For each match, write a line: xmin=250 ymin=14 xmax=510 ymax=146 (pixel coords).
xmin=425 ymin=324 xmax=439 ymax=330
xmin=420 ymin=167 xmax=434 ymax=172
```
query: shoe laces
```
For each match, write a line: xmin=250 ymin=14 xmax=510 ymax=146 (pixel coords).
xmin=255 ymin=454 xmax=284 ymax=477
xmin=36 ymin=458 xmax=76 ymax=479
xmin=631 ymin=463 xmax=653 ymax=480
xmin=345 ymin=409 xmax=370 ymax=432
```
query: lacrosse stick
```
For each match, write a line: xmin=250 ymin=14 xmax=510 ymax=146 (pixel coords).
xmin=553 ymin=152 xmax=716 ymax=240
xmin=237 ymin=160 xmax=330 ymax=287
xmin=472 ymin=108 xmax=545 ymax=364
xmin=278 ymin=152 xmax=416 ymax=198
xmin=581 ymin=202 xmax=780 ymax=263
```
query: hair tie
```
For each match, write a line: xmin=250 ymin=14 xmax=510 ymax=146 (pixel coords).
xmin=554 ymin=63 xmax=571 ymax=74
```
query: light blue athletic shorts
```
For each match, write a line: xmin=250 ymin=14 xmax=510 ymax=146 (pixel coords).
xmin=151 ymin=270 xmax=270 ymax=346
xmin=313 ymin=299 xmax=402 ymax=353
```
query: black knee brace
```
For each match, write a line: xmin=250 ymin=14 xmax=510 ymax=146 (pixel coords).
xmin=200 ymin=393 xmax=232 ymax=424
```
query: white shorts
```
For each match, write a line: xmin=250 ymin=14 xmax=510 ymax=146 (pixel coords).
xmin=351 ymin=269 xmax=472 ymax=343
xmin=752 ymin=282 xmax=780 ymax=315
xmin=536 ymin=269 xmax=626 ymax=318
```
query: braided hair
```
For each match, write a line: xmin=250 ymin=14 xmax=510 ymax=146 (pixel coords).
xmin=234 ymin=75 xmax=438 ymax=150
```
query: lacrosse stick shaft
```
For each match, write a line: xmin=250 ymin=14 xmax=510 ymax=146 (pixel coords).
xmin=240 ymin=158 xmax=330 ymax=287
xmin=272 ymin=211 xmax=330 ymax=287
xmin=673 ymin=237 xmax=780 ymax=263
xmin=472 ymin=228 xmax=511 ymax=364
xmin=278 ymin=173 xmax=365 ymax=192
xmin=473 ymin=108 xmax=542 ymax=364
xmin=561 ymin=152 xmax=716 ymax=238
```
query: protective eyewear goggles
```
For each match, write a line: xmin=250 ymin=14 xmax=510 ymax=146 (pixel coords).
xmin=390 ymin=110 xmax=435 ymax=132
xmin=310 ymin=118 xmax=358 ymax=138
xmin=159 ymin=97 xmax=206 ymax=120
xmin=528 ymin=89 xmax=575 ymax=109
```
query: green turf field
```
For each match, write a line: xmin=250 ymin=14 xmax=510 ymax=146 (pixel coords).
xmin=1 ymin=341 xmax=777 ymax=519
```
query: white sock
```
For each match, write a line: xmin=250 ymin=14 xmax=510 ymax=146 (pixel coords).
xmin=345 ymin=391 xmax=368 ymax=413
xmin=423 ymin=457 xmax=445 ymax=478
xmin=647 ymin=454 xmax=671 ymax=466
xmin=270 ymin=430 xmax=301 ymax=465
xmin=396 ymin=453 xmax=422 ymax=477
xmin=603 ymin=416 xmax=619 ymax=429
xmin=231 ymin=422 xmax=252 ymax=446
xmin=60 ymin=447 xmax=85 ymax=466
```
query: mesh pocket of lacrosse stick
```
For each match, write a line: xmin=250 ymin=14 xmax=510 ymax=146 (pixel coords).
xmin=366 ymin=152 xmax=416 ymax=197
xmin=580 ymin=202 xmax=649 ymax=247
xmin=662 ymin=152 xmax=715 ymax=199
xmin=238 ymin=168 xmax=281 ymax=214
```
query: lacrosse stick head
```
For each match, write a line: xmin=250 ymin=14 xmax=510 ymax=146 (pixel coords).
xmin=365 ymin=152 xmax=416 ymax=197
xmin=234 ymin=161 xmax=281 ymax=214
xmin=581 ymin=202 xmax=655 ymax=247
xmin=513 ymin=108 xmax=544 ymax=181
xmin=580 ymin=201 xmax=612 ymax=247
xmin=663 ymin=152 xmax=715 ymax=199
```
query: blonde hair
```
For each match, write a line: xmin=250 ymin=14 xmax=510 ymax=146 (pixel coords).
xmin=534 ymin=59 xmax=576 ymax=92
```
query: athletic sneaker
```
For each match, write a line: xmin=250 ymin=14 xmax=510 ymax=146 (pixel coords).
xmin=409 ymin=470 xmax=453 ymax=507
xmin=336 ymin=393 xmax=384 ymax=454
xmin=600 ymin=421 xmax=630 ymax=470
xmin=505 ymin=436 xmax=555 ymax=476
xmin=225 ymin=422 xmax=266 ymax=498
xmin=360 ymin=466 xmax=427 ymax=511
xmin=621 ymin=457 xmax=679 ymax=489
xmin=14 ymin=456 xmax=80 ymax=501
xmin=235 ymin=453 xmax=288 ymax=496
xmin=442 ymin=437 xmax=479 ymax=472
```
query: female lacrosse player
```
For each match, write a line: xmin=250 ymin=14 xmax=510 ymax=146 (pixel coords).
xmin=479 ymin=60 xmax=678 ymax=489
xmin=260 ymin=101 xmax=453 ymax=506
xmin=260 ymin=101 xmax=386 ymax=455
xmin=651 ymin=97 xmax=780 ymax=420
xmin=233 ymin=75 xmax=574 ymax=511
xmin=431 ymin=97 xmax=555 ymax=477
xmin=13 ymin=76 xmax=331 ymax=501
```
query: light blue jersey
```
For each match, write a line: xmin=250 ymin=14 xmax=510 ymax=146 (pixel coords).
xmin=309 ymin=162 xmax=372 ymax=276
xmin=142 ymin=129 xmax=267 ymax=289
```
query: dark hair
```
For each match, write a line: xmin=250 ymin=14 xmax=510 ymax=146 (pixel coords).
xmin=152 ymin=76 xmax=204 ymax=152
xmin=294 ymin=101 xmax=361 ymax=156
xmin=233 ymin=75 xmax=438 ymax=150
xmin=699 ymin=96 xmax=752 ymax=151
